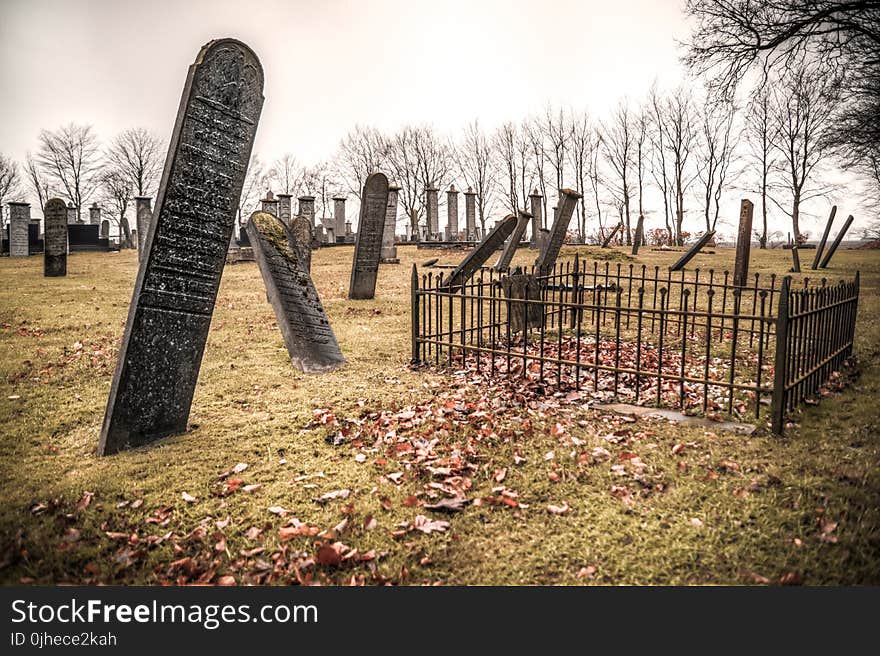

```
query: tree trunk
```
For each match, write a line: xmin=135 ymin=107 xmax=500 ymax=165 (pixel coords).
xmin=409 ymin=209 xmax=419 ymax=241
xmin=120 ymin=214 xmax=133 ymax=249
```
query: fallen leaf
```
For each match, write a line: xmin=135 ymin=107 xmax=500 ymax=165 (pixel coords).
xmin=547 ymin=502 xmax=570 ymax=515
xmin=181 ymin=492 xmax=198 ymax=504
xmin=412 ymin=515 xmax=450 ymax=534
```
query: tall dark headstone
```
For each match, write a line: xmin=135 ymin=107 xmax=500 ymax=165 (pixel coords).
xmin=732 ymin=199 xmax=754 ymax=287
xmin=43 ymin=198 xmax=68 ymax=277
xmin=631 ymin=214 xmax=645 ymax=255
xmin=99 ymin=39 xmax=264 ymax=456
xmin=670 ymin=231 xmax=715 ymax=272
xmin=289 ymin=215 xmax=313 ymax=273
xmin=811 ymin=206 xmax=837 ymax=270
xmin=247 ymin=211 xmax=345 ymax=373
xmin=494 ymin=210 xmax=531 ymax=271
xmin=601 ymin=222 xmax=622 ymax=248
xmin=348 ymin=172 xmax=389 ymax=299
xmin=441 ymin=214 xmax=518 ymax=291
xmin=818 ymin=214 xmax=854 ymax=269
xmin=534 ymin=189 xmax=581 ymax=274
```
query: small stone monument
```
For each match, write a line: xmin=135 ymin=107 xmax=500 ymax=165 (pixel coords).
xmin=298 ymin=195 xmax=316 ymax=227
xmin=380 ymin=184 xmax=400 ymax=263
xmin=446 ymin=185 xmax=459 ymax=241
xmin=495 ymin=210 xmax=531 ymax=271
xmin=333 ymin=195 xmax=346 ymax=240
xmin=426 ymin=185 xmax=439 ymax=240
xmin=100 ymin=219 xmax=110 ymax=240
xmin=277 ymin=193 xmax=292 ymax=226
xmin=134 ymin=196 xmax=152 ymax=260
xmin=43 ymin=198 xmax=68 ymax=277
xmin=529 ymin=188 xmax=543 ymax=248
xmin=66 ymin=202 xmax=78 ymax=224
xmin=349 ymin=172 xmax=390 ymax=299
xmin=8 ymin=202 xmax=31 ymax=257
xmin=464 ymin=186 xmax=477 ymax=241
xmin=732 ymin=199 xmax=754 ymax=287
xmin=89 ymin=203 xmax=101 ymax=225
xmin=261 ymin=190 xmax=279 ymax=216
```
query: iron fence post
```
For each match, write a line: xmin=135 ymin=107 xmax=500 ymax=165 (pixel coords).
xmin=410 ymin=263 xmax=420 ymax=364
xmin=771 ymin=275 xmax=792 ymax=435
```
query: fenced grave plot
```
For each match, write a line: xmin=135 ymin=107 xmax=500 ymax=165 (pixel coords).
xmin=412 ymin=258 xmax=859 ymax=432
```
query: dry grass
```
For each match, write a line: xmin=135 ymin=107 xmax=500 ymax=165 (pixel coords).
xmin=0 ymin=242 xmax=878 ymax=585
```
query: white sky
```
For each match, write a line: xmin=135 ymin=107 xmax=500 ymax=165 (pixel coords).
xmin=0 ymin=0 xmax=868 ymax=240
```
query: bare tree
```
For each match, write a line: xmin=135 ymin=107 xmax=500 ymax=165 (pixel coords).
xmin=238 ymin=154 xmax=266 ymax=226
xmin=525 ymin=118 xmax=549 ymax=220
xmin=600 ymin=100 xmax=635 ymax=244
xmin=648 ymin=84 xmax=674 ymax=245
xmin=104 ymin=127 xmax=163 ymax=197
xmin=696 ymin=98 xmax=739 ymax=232
xmin=24 ymin=152 xmax=53 ymax=213
xmin=744 ymin=86 xmax=778 ymax=248
xmin=540 ymin=105 xmax=570 ymax=196
xmin=301 ymin=161 xmax=341 ymax=222
xmin=0 ymin=154 xmax=21 ymax=224
xmin=587 ymin=130 xmax=607 ymax=241
xmin=36 ymin=123 xmax=102 ymax=220
xmin=266 ymin=153 xmax=305 ymax=197
xmin=567 ymin=111 xmax=596 ymax=241
xmin=100 ymin=168 xmax=134 ymax=248
xmin=683 ymin=0 xmax=880 ymax=202
xmin=451 ymin=120 xmax=497 ymax=236
xmin=657 ymin=89 xmax=699 ymax=245
xmin=335 ymin=126 xmax=386 ymax=199
xmin=634 ymin=102 xmax=650 ymax=231
xmin=768 ymin=63 xmax=838 ymax=242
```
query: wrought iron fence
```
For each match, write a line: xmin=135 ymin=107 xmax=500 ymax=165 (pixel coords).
xmin=410 ymin=256 xmax=859 ymax=434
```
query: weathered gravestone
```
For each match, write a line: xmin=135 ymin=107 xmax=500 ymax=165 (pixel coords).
xmin=790 ymin=245 xmax=801 ymax=273
xmin=529 ymin=189 xmax=543 ymax=248
xmin=495 ymin=210 xmax=531 ymax=271
xmin=534 ymin=189 xmax=581 ymax=275
xmin=134 ymin=196 xmax=152 ymax=261
xmin=601 ymin=222 xmax=622 ymax=248
xmin=99 ymin=39 xmax=264 ymax=456
xmin=670 ymin=231 xmax=715 ymax=272
xmin=501 ymin=270 xmax=543 ymax=333
xmin=441 ymin=214 xmax=518 ymax=291
xmin=247 ymin=211 xmax=345 ymax=373
xmin=43 ymin=198 xmax=68 ymax=277
xmin=288 ymin=215 xmax=313 ymax=273
xmin=732 ymin=199 xmax=754 ymax=287
xmin=349 ymin=172 xmax=390 ymax=300
xmin=818 ymin=214 xmax=855 ymax=269
xmin=380 ymin=184 xmax=400 ymax=263
xmin=811 ymin=206 xmax=836 ymax=270
xmin=100 ymin=219 xmax=110 ymax=240
xmin=8 ymin=202 xmax=31 ymax=257
xmin=631 ymin=214 xmax=645 ymax=256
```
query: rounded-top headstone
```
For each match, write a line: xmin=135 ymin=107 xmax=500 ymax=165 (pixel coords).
xmin=348 ymin=172 xmax=390 ymax=299
xmin=44 ymin=198 xmax=68 ymax=277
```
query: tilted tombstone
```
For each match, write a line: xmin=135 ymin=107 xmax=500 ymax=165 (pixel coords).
xmin=790 ymin=245 xmax=801 ymax=273
xmin=818 ymin=214 xmax=855 ymax=269
xmin=289 ymin=215 xmax=313 ymax=273
xmin=732 ymin=199 xmax=754 ymax=287
xmin=349 ymin=172 xmax=390 ymax=299
xmin=494 ymin=210 xmax=531 ymax=271
xmin=247 ymin=211 xmax=345 ymax=373
xmin=631 ymin=214 xmax=645 ymax=255
xmin=812 ymin=206 xmax=837 ymax=270
xmin=380 ymin=184 xmax=400 ymax=263
xmin=601 ymin=222 xmax=622 ymax=248
xmin=43 ymin=198 xmax=68 ymax=277
xmin=134 ymin=196 xmax=152 ymax=261
xmin=670 ymin=231 xmax=715 ymax=272
xmin=534 ymin=189 xmax=581 ymax=275
xmin=441 ymin=214 xmax=518 ymax=291
xmin=99 ymin=39 xmax=264 ymax=456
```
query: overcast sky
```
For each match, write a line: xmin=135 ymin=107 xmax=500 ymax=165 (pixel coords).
xmin=0 ymin=0 xmax=865 ymax=238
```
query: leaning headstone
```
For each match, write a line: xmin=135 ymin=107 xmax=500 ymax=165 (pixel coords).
xmin=670 ymin=231 xmax=715 ymax=272
xmin=631 ymin=214 xmax=645 ymax=255
xmin=501 ymin=271 xmax=543 ymax=333
xmin=495 ymin=210 xmax=531 ymax=271
xmin=790 ymin=245 xmax=801 ymax=273
xmin=534 ymin=189 xmax=581 ymax=275
xmin=100 ymin=219 xmax=110 ymax=240
xmin=537 ymin=228 xmax=550 ymax=254
xmin=732 ymin=199 xmax=754 ymax=287
xmin=289 ymin=215 xmax=312 ymax=273
xmin=349 ymin=172 xmax=390 ymax=299
xmin=8 ymin=202 xmax=31 ymax=257
xmin=441 ymin=214 xmax=518 ymax=291
xmin=818 ymin=214 xmax=854 ymax=269
xmin=99 ymin=38 xmax=264 ymax=456
xmin=811 ymin=206 xmax=837 ymax=270
xmin=43 ymin=198 xmax=68 ymax=277
xmin=601 ymin=222 xmax=622 ymax=248
xmin=380 ymin=184 xmax=400 ymax=263
xmin=134 ymin=196 xmax=152 ymax=260
xmin=529 ymin=188 xmax=543 ymax=248
xmin=247 ymin=211 xmax=345 ymax=373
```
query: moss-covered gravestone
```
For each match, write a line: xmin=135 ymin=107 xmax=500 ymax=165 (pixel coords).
xmin=99 ymin=39 xmax=264 ymax=455
xmin=247 ymin=211 xmax=345 ymax=373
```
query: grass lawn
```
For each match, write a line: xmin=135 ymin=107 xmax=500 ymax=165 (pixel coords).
xmin=1 ymin=242 xmax=878 ymax=585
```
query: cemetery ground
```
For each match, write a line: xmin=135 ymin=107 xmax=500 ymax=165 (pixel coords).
xmin=1 ymin=244 xmax=878 ymax=586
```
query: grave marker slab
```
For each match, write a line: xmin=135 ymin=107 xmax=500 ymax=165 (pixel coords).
xmin=135 ymin=197 xmax=152 ymax=261
xmin=811 ymin=206 xmax=837 ymax=270
xmin=818 ymin=214 xmax=854 ymax=269
xmin=501 ymin=272 xmax=543 ymax=333
xmin=380 ymin=184 xmax=400 ymax=263
xmin=8 ymin=202 xmax=31 ymax=257
xmin=670 ymin=231 xmax=715 ymax=272
xmin=348 ymin=172 xmax=389 ymax=299
xmin=99 ymin=38 xmax=264 ymax=456
xmin=43 ymin=198 xmax=68 ymax=277
xmin=494 ymin=210 xmax=531 ymax=271
xmin=601 ymin=222 xmax=622 ymax=248
xmin=790 ymin=245 xmax=801 ymax=272
xmin=441 ymin=214 xmax=518 ymax=291
xmin=247 ymin=211 xmax=345 ymax=373
xmin=732 ymin=199 xmax=754 ymax=287
xmin=534 ymin=189 xmax=581 ymax=274
xmin=631 ymin=214 xmax=645 ymax=255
